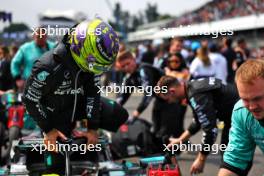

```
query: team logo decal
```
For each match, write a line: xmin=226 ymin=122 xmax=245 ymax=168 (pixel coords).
xmin=37 ymin=71 xmax=50 ymax=81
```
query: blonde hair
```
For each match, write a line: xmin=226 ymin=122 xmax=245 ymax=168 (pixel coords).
xmin=157 ymin=76 xmax=180 ymax=96
xmin=116 ymin=50 xmax=134 ymax=62
xmin=235 ymin=59 xmax=264 ymax=84
xmin=197 ymin=46 xmax=211 ymax=66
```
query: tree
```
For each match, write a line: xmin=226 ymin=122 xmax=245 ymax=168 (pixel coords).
xmin=111 ymin=3 xmax=131 ymax=35
xmin=145 ymin=3 xmax=159 ymax=23
xmin=3 ymin=23 xmax=29 ymax=33
xmin=131 ymin=15 xmax=142 ymax=31
xmin=109 ymin=2 xmax=171 ymax=33
xmin=113 ymin=3 xmax=122 ymax=23
xmin=122 ymin=11 xmax=130 ymax=31
xmin=159 ymin=14 xmax=172 ymax=20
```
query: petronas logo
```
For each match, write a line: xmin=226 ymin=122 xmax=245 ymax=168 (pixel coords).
xmin=37 ymin=71 xmax=50 ymax=81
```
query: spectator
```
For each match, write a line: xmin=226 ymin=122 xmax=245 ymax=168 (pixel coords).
xmin=141 ymin=43 xmax=155 ymax=64
xmin=162 ymin=52 xmax=190 ymax=147
xmin=169 ymin=38 xmax=189 ymax=64
xmin=10 ymin=27 xmax=56 ymax=130
xmin=189 ymin=46 xmax=216 ymax=79
xmin=135 ymin=44 xmax=146 ymax=64
xmin=0 ymin=46 xmax=14 ymax=166
xmin=201 ymin=39 xmax=209 ymax=48
xmin=209 ymin=42 xmax=228 ymax=84
xmin=167 ymin=0 xmax=263 ymax=27
xmin=0 ymin=45 xmax=14 ymax=94
xmin=233 ymin=38 xmax=250 ymax=70
xmin=9 ymin=44 xmax=18 ymax=59
xmin=11 ymin=27 xmax=56 ymax=88
xmin=164 ymin=52 xmax=190 ymax=82
xmin=186 ymin=41 xmax=201 ymax=65
xmin=153 ymin=44 xmax=167 ymax=69
xmin=221 ymin=37 xmax=237 ymax=83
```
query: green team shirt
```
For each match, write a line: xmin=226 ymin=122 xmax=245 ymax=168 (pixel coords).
xmin=11 ymin=40 xmax=56 ymax=79
xmin=224 ymin=100 xmax=264 ymax=170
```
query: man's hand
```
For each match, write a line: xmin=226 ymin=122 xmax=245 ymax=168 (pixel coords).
xmin=44 ymin=129 xmax=67 ymax=152
xmin=168 ymin=137 xmax=182 ymax=148
xmin=132 ymin=110 xmax=140 ymax=118
xmin=0 ymin=90 xmax=5 ymax=96
xmin=75 ymin=129 xmax=98 ymax=145
xmin=86 ymin=129 xmax=98 ymax=145
xmin=15 ymin=79 xmax=25 ymax=92
xmin=190 ymin=152 xmax=206 ymax=175
xmin=168 ymin=130 xmax=191 ymax=148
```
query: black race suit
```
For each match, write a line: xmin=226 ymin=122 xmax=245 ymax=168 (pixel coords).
xmin=186 ymin=77 xmax=239 ymax=155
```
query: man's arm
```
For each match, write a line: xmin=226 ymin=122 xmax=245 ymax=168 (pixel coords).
xmin=85 ymin=74 xmax=101 ymax=130
xmin=219 ymin=105 xmax=255 ymax=176
xmin=187 ymin=117 xmax=201 ymax=135
xmin=188 ymin=92 xmax=218 ymax=175
xmin=168 ymin=130 xmax=191 ymax=148
xmin=186 ymin=93 xmax=219 ymax=174
xmin=22 ymin=61 xmax=52 ymax=133
xmin=11 ymin=47 xmax=24 ymax=79
xmin=116 ymin=75 xmax=133 ymax=105
xmin=189 ymin=93 xmax=218 ymax=155
xmin=135 ymin=67 xmax=154 ymax=114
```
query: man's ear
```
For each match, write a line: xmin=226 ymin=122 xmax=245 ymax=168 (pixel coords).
xmin=114 ymin=62 xmax=121 ymax=70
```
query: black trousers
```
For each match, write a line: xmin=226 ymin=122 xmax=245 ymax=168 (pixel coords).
xmin=152 ymin=98 xmax=187 ymax=152
xmin=220 ymin=118 xmax=231 ymax=156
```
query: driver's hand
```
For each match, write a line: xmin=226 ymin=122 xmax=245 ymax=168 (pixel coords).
xmin=44 ymin=129 xmax=67 ymax=152
xmin=86 ymin=129 xmax=98 ymax=145
xmin=76 ymin=130 xmax=98 ymax=145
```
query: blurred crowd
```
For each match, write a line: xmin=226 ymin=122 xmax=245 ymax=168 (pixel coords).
xmin=0 ymin=28 xmax=55 ymax=96
xmin=166 ymin=0 xmax=264 ymax=27
xmin=114 ymin=37 xmax=264 ymax=87
xmin=1 ymin=35 xmax=264 ymax=92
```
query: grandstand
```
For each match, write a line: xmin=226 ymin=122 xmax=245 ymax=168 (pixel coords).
xmin=39 ymin=10 xmax=86 ymax=28
xmin=127 ymin=0 xmax=264 ymax=46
